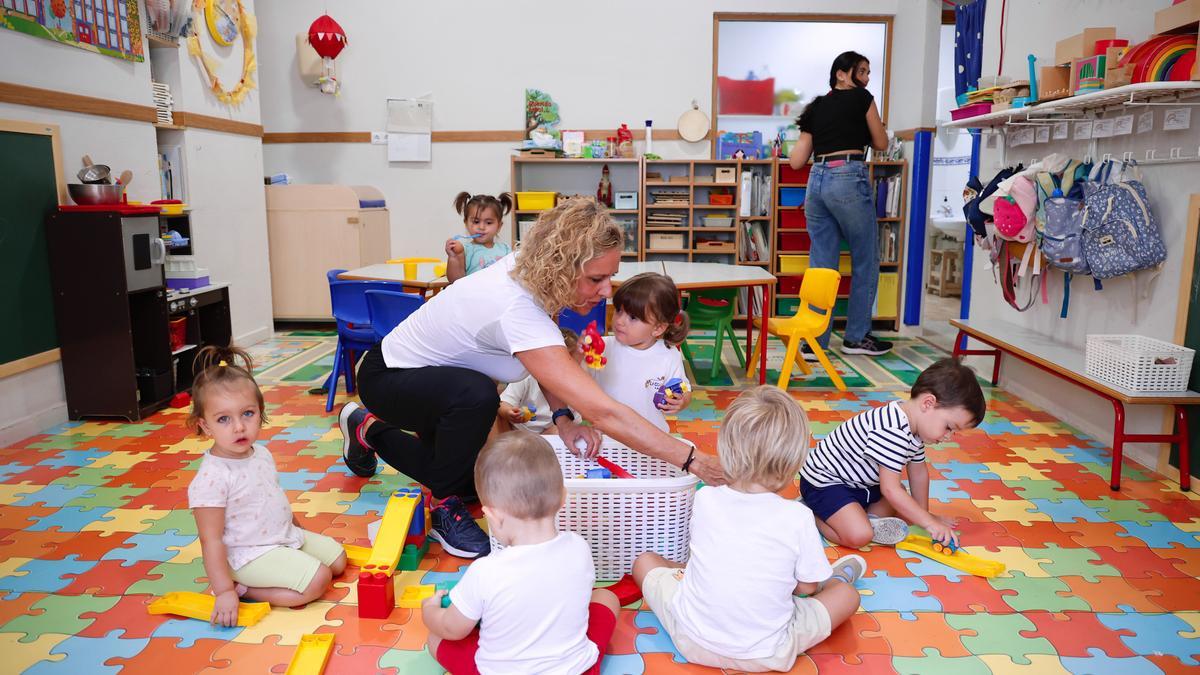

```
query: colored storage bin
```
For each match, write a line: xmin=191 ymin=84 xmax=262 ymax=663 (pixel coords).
xmin=780 ymin=208 xmax=807 ymax=230
xmin=516 ymin=191 xmax=556 ymax=210
xmin=702 ymin=216 xmax=733 ymax=228
xmin=875 ymin=272 xmax=899 ymax=316
xmin=950 ymin=103 xmax=992 ymax=121
xmin=780 ymin=188 xmax=807 ymax=207
xmin=707 ymin=193 xmax=734 ymax=205
xmin=717 ymin=76 xmax=775 ymax=114
xmin=649 ymin=233 xmax=685 ymax=250
xmin=779 ymin=275 xmax=852 ymax=296
xmin=779 ymin=163 xmax=811 ymax=184
xmin=778 ymin=254 xmax=851 ymax=275
xmin=776 ymin=298 xmax=800 ymax=316
xmin=779 ymin=231 xmax=810 ymax=251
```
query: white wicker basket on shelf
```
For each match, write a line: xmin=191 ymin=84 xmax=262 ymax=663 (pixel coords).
xmin=1085 ymin=334 xmax=1195 ymax=392
xmin=488 ymin=436 xmax=699 ymax=580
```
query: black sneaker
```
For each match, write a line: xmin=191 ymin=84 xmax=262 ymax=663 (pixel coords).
xmin=841 ymin=334 xmax=893 ymax=356
xmin=799 ymin=342 xmax=820 ymax=362
xmin=430 ymin=496 xmax=491 ymax=559
xmin=339 ymin=402 xmax=377 ymax=477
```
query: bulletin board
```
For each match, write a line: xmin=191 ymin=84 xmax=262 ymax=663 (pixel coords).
xmin=0 ymin=119 xmax=66 ymax=377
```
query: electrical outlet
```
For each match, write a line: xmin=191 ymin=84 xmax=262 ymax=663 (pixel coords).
xmin=371 ymin=132 xmax=388 ymax=145
xmin=985 ymin=134 xmax=998 ymax=149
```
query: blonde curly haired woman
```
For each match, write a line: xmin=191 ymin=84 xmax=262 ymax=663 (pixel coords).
xmin=341 ymin=199 xmax=725 ymax=558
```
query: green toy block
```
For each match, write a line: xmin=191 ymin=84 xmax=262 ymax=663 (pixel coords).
xmin=398 ymin=539 xmax=430 ymax=571
xmin=436 ymin=581 xmax=457 ymax=608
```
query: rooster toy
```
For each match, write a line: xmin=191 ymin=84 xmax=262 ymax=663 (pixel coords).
xmin=581 ymin=320 xmax=607 ymax=370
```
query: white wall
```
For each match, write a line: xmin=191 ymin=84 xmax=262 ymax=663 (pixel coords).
xmin=0 ymin=1 xmax=271 ymax=443
xmin=967 ymin=0 xmax=1195 ymax=477
xmin=257 ymin=0 xmax=942 ymax=262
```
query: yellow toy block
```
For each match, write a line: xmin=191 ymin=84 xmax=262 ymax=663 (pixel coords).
xmin=364 ymin=488 xmax=422 ymax=574
xmin=343 ymin=544 xmax=372 ymax=567
xmin=147 ymin=591 xmax=271 ymax=626
xmin=896 ymin=534 xmax=1006 ymax=578
xmin=398 ymin=584 xmax=436 ymax=608
xmin=285 ymin=634 xmax=334 ymax=675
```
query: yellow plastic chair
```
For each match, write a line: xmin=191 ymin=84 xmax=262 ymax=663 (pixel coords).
xmin=747 ymin=268 xmax=846 ymax=391
xmin=386 ymin=257 xmax=446 ymax=279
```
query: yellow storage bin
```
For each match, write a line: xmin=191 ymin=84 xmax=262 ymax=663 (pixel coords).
xmin=777 ymin=253 xmax=852 ymax=275
xmin=516 ymin=191 xmax=557 ymax=210
xmin=875 ymin=272 xmax=898 ymax=316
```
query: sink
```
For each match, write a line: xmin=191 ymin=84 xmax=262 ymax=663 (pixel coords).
xmin=929 ymin=216 xmax=967 ymax=241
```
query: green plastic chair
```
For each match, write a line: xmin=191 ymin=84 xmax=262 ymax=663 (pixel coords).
xmin=681 ymin=288 xmax=745 ymax=382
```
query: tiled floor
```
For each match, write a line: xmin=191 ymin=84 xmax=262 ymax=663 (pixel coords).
xmin=0 ymin=332 xmax=1197 ymax=673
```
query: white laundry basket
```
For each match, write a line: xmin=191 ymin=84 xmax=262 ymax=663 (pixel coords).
xmin=1085 ymin=334 xmax=1195 ymax=392
xmin=488 ymin=436 xmax=699 ymax=580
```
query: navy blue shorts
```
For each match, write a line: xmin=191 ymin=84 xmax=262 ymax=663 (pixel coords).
xmin=800 ymin=478 xmax=882 ymax=522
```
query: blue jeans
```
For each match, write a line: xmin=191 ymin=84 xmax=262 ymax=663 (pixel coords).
xmin=805 ymin=160 xmax=879 ymax=346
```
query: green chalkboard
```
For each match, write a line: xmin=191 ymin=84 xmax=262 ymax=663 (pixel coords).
xmin=0 ymin=128 xmax=60 ymax=365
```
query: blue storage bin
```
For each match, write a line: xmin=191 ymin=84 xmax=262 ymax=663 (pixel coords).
xmin=780 ymin=187 xmax=806 ymax=207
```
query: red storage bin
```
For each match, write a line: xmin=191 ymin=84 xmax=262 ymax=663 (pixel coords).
xmin=169 ymin=317 xmax=187 ymax=351
xmin=779 ymin=231 xmax=810 ymax=251
xmin=780 ymin=163 xmax=811 ymax=184
xmin=717 ymin=76 xmax=775 ymax=115
xmin=780 ymin=208 xmax=807 ymax=229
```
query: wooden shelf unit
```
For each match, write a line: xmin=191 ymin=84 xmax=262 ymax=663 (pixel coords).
xmin=771 ymin=159 xmax=907 ymax=331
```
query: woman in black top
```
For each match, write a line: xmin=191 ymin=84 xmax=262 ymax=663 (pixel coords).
xmin=789 ymin=51 xmax=890 ymax=357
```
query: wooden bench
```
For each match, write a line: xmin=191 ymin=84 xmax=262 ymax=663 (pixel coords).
xmin=951 ymin=318 xmax=1197 ymax=491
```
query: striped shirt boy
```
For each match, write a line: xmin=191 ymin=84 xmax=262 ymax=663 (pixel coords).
xmin=801 ymin=400 xmax=925 ymax=489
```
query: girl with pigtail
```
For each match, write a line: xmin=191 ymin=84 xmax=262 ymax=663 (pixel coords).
xmin=445 ymin=191 xmax=514 ymax=282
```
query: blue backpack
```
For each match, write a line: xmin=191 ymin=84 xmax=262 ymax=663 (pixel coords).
xmin=1080 ymin=179 xmax=1166 ymax=279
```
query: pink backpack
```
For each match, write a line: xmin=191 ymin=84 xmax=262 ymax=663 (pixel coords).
xmin=992 ymin=176 xmax=1037 ymax=243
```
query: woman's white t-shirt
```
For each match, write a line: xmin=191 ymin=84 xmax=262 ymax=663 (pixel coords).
xmin=380 ymin=253 xmax=566 ymax=383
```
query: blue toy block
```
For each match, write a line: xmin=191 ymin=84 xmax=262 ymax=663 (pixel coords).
xmin=409 ymin=491 xmax=426 ymax=537
xmin=436 ymin=581 xmax=457 ymax=608
xmin=586 ymin=468 xmax=612 ymax=479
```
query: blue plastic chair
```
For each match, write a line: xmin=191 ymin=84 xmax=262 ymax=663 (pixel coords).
xmin=558 ymin=299 xmax=606 ymax=336
xmin=365 ymin=290 xmax=424 ymax=342
xmin=325 ymin=275 xmax=406 ymax=412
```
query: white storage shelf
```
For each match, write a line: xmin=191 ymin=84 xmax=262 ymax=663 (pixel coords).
xmin=942 ymin=82 xmax=1200 ymax=130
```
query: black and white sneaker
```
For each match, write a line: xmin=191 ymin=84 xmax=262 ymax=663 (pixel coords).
xmin=841 ymin=334 xmax=893 ymax=356
xmin=799 ymin=343 xmax=820 ymax=362
xmin=339 ymin=401 xmax=377 ymax=477
xmin=430 ymin=496 xmax=491 ymax=559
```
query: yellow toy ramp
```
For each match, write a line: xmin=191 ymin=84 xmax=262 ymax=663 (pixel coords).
xmin=286 ymin=634 xmax=334 ymax=675
xmin=896 ymin=534 xmax=1007 ymax=578
xmin=364 ymin=487 xmax=422 ymax=573
xmin=343 ymin=544 xmax=372 ymax=567
xmin=147 ymin=591 xmax=271 ymax=627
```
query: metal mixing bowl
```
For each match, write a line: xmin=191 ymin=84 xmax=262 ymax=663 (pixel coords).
xmin=68 ymin=183 xmax=125 ymax=205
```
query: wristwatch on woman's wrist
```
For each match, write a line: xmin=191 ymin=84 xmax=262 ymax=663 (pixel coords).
xmin=552 ymin=408 xmax=575 ymax=425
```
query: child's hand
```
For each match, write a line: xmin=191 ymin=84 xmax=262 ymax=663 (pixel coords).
xmin=657 ymin=390 xmax=691 ymax=415
xmin=422 ymin=590 xmax=447 ymax=613
xmin=211 ymin=589 xmax=240 ymax=627
xmin=445 ymin=238 xmax=465 ymax=257
xmin=926 ymin=520 xmax=959 ymax=548
xmin=500 ymin=403 xmax=527 ymax=424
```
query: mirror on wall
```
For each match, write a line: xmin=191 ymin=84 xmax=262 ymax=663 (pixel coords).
xmin=713 ymin=14 xmax=892 ymax=157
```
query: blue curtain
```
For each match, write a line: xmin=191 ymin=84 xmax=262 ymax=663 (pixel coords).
xmin=955 ymin=0 xmax=987 ymax=97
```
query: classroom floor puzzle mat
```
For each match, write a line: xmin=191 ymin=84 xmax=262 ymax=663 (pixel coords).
xmin=0 ymin=333 xmax=1197 ymax=673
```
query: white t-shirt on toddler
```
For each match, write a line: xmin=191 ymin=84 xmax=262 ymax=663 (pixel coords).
xmin=499 ymin=375 xmax=553 ymax=433
xmin=670 ymin=485 xmax=833 ymax=659
xmin=592 ymin=338 xmax=689 ymax=432
xmin=448 ymin=532 xmax=599 ymax=675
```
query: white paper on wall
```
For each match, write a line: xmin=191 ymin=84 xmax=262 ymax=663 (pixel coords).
xmin=1035 ymin=126 xmax=1050 ymax=144
xmin=1092 ymin=118 xmax=1114 ymax=138
xmin=1074 ymin=121 xmax=1093 ymax=140
xmin=386 ymin=97 xmax=434 ymax=162
xmin=1052 ymin=121 xmax=1069 ymax=140
xmin=1164 ymin=108 xmax=1192 ymax=131
xmin=387 ymin=132 xmax=432 ymax=162
xmin=1137 ymin=111 xmax=1154 ymax=134
xmin=1112 ymin=115 xmax=1134 ymax=136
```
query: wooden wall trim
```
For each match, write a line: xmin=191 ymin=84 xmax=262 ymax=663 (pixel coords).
xmin=0 ymin=349 xmax=61 ymax=379
xmin=895 ymin=127 xmax=937 ymax=141
xmin=173 ymin=111 xmax=263 ymax=137
xmin=0 ymin=81 xmax=156 ymax=123
xmin=261 ymin=129 xmax=686 ymax=144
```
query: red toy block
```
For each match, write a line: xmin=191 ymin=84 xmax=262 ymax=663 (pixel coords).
xmin=607 ymin=574 xmax=642 ymax=606
xmin=357 ymin=565 xmax=395 ymax=619
xmin=405 ymin=533 xmax=426 ymax=548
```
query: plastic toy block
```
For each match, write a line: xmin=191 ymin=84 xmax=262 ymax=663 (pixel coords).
xmin=518 ymin=405 xmax=537 ymax=422
xmin=581 ymin=321 xmax=607 ymax=370
xmin=398 ymin=584 xmax=435 ymax=609
xmin=607 ymin=574 xmax=642 ymax=606
xmin=398 ymin=539 xmax=430 ymax=571
xmin=343 ymin=544 xmax=371 ymax=567
xmin=652 ymin=377 xmax=690 ymax=407
xmin=896 ymin=534 xmax=1006 ymax=578
xmin=407 ymin=491 xmax=427 ymax=538
xmin=364 ymin=488 xmax=422 ymax=572
xmin=357 ymin=566 xmax=396 ymax=619
xmin=596 ymin=456 xmax=634 ymax=479
xmin=146 ymin=591 xmax=271 ymax=627
xmin=586 ymin=468 xmax=612 ymax=479
xmin=437 ymin=581 xmax=457 ymax=608
xmin=285 ymin=633 xmax=334 ymax=675
xmin=404 ymin=533 xmax=426 ymax=547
